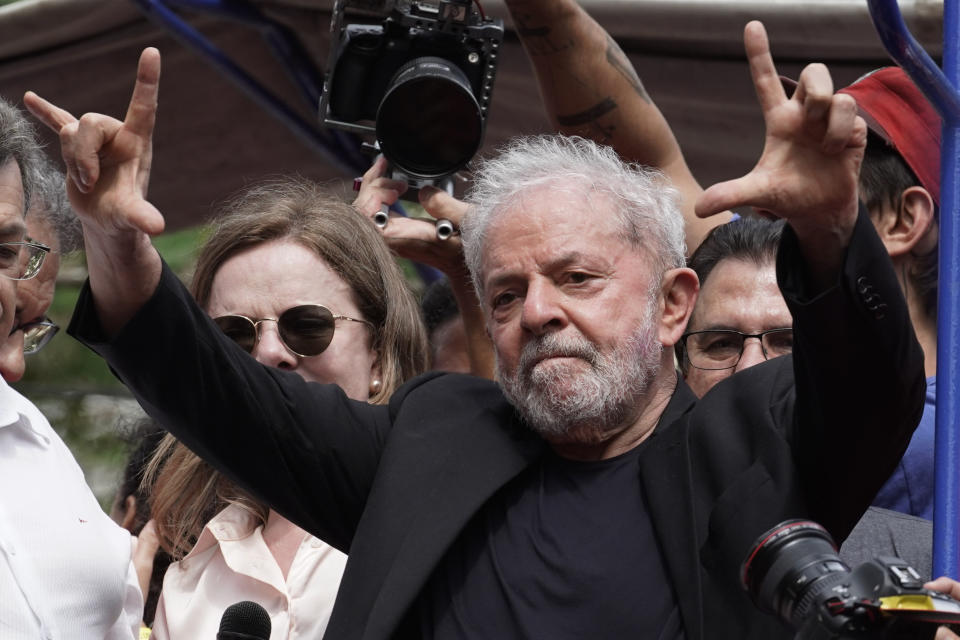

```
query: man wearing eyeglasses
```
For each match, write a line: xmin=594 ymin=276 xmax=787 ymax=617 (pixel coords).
xmin=0 ymin=156 xmax=76 ymax=382
xmin=0 ymin=97 xmax=142 ymax=639
xmin=676 ymin=216 xmax=934 ymax=580
xmin=676 ymin=218 xmax=791 ymax=398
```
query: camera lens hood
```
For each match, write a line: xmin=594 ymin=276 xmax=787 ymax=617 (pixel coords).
xmin=376 ymin=56 xmax=484 ymax=179
xmin=741 ymin=519 xmax=847 ymax=625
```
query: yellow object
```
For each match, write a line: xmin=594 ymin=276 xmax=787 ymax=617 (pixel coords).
xmin=879 ymin=594 xmax=936 ymax=610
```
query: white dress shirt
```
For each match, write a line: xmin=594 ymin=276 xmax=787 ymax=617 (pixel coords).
xmin=152 ymin=504 xmax=347 ymax=640
xmin=0 ymin=376 xmax=142 ymax=639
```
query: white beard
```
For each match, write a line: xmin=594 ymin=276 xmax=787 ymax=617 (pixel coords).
xmin=497 ymin=297 xmax=663 ymax=442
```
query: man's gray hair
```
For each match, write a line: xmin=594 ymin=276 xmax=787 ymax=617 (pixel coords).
xmin=0 ymin=96 xmax=41 ymax=215
xmin=27 ymin=154 xmax=82 ymax=253
xmin=462 ymin=135 xmax=686 ymax=297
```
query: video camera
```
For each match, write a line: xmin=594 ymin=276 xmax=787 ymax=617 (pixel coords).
xmin=741 ymin=520 xmax=960 ymax=640
xmin=320 ymin=0 xmax=504 ymax=194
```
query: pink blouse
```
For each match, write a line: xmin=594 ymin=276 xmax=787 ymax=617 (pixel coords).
xmin=150 ymin=505 xmax=346 ymax=639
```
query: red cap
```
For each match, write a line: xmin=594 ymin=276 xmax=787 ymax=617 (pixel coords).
xmin=839 ymin=67 xmax=942 ymax=206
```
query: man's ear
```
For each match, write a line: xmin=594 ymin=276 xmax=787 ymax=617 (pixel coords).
xmin=659 ymin=267 xmax=699 ymax=347
xmin=870 ymin=186 xmax=936 ymax=258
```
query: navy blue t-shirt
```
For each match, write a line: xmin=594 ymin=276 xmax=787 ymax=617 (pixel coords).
xmin=419 ymin=441 xmax=686 ymax=639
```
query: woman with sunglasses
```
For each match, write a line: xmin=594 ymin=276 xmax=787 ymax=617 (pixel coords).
xmin=146 ymin=177 xmax=428 ymax=640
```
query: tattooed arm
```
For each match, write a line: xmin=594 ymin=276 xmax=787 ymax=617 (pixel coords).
xmin=505 ymin=0 xmax=732 ymax=252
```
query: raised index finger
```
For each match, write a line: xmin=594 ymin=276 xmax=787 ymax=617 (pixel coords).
xmin=124 ymin=47 xmax=161 ymax=138
xmin=743 ymin=21 xmax=787 ymax=114
xmin=22 ymin=91 xmax=77 ymax=133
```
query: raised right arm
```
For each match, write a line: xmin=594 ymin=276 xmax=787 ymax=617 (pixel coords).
xmin=29 ymin=49 xmax=387 ymax=550
xmin=504 ymin=0 xmax=732 ymax=251
xmin=23 ymin=48 xmax=164 ymax=337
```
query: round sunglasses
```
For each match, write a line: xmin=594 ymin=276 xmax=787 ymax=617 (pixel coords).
xmin=213 ymin=304 xmax=373 ymax=357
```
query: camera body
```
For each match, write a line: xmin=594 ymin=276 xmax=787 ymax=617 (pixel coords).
xmin=742 ymin=520 xmax=960 ymax=640
xmin=321 ymin=0 xmax=504 ymax=182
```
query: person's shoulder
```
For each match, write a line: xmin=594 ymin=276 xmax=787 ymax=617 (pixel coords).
xmin=854 ymin=506 xmax=932 ymax=533
xmin=394 ymin=371 xmax=503 ymax=398
xmin=388 ymin=372 xmax=513 ymax=424
xmin=0 ymin=380 xmax=50 ymax=430
xmin=840 ymin=506 xmax=933 ymax=579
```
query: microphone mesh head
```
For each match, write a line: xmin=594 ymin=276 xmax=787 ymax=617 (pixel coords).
xmin=218 ymin=600 xmax=272 ymax=639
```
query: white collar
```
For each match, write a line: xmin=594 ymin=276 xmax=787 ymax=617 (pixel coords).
xmin=0 ymin=375 xmax=21 ymax=427
xmin=0 ymin=376 xmax=51 ymax=446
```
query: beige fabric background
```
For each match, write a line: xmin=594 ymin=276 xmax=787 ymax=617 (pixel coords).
xmin=0 ymin=0 xmax=945 ymax=230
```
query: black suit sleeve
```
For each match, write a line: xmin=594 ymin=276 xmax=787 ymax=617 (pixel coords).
xmin=776 ymin=204 xmax=926 ymax=542
xmin=68 ymin=261 xmax=398 ymax=552
xmin=688 ymin=206 xmax=926 ymax=604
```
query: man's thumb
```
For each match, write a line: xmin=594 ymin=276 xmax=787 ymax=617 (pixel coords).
xmin=695 ymin=176 xmax=760 ymax=218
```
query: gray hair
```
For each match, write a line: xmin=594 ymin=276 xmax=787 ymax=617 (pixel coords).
xmin=462 ymin=135 xmax=686 ymax=297
xmin=27 ymin=154 xmax=82 ymax=253
xmin=0 ymin=96 xmax=41 ymax=215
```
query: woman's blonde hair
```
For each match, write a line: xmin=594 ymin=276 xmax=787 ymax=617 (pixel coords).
xmin=147 ymin=177 xmax=428 ymax=558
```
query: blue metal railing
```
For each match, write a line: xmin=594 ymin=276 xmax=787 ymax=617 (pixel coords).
xmin=131 ymin=0 xmax=358 ymax=172
xmin=867 ymin=0 xmax=960 ymax=580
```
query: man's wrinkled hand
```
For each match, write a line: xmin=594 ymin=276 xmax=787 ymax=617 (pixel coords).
xmin=695 ymin=21 xmax=866 ymax=243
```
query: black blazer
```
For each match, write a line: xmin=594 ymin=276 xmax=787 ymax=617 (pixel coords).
xmin=70 ymin=210 xmax=924 ymax=639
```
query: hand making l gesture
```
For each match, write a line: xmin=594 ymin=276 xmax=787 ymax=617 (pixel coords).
xmin=696 ymin=22 xmax=867 ymax=284
xmin=24 ymin=48 xmax=164 ymax=240
xmin=24 ymin=48 xmax=166 ymax=333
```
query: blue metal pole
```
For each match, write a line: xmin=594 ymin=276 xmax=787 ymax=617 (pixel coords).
xmin=867 ymin=0 xmax=960 ymax=580
xmin=867 ymin=0 xmax=960 ymax=117
xmin=936 ymin=0 xmax=960 ymax=582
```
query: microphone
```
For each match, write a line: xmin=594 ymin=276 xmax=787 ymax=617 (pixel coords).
xmin=216 ymin=600 xmax=272 ymax=640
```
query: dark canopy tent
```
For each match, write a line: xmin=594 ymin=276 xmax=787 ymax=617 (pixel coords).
xmin=0 ymin=0 xmax=945 ymax=231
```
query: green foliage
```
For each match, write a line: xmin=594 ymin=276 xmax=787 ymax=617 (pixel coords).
xmin=13 ymin=226 xmax=209 ymax=507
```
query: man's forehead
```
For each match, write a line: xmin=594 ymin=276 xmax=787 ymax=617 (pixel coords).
xmin=690 ymin=257 xmax=788 ymax=327
xmin=481 ymin=220 xmax=644 ymax=298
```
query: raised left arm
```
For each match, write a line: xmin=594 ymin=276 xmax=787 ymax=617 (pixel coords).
xmin=24 ymin=49 xmax=165 ymax=337
xmin=698 ymin=22 xmax=923 ymax=541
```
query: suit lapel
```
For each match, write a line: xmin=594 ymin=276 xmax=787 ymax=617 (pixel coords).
xmin=640 ymin=380 xmax=704 ymax=640
xmin=370 ymin=406 xmax=544 ymax=637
